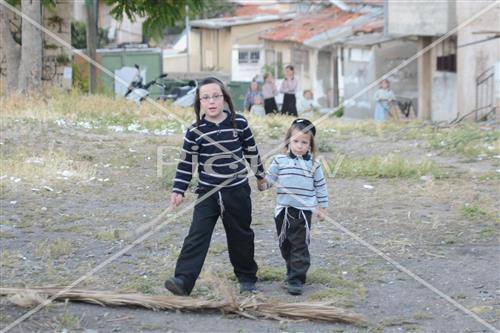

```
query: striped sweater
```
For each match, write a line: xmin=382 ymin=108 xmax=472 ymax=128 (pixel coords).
xmin=172 ymin=111 xmax=265 ymax=195
xmin=265 ymin=153 xmax=328 ymax=211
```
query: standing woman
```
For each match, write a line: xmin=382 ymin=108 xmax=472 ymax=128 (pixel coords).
xmin=280 ymin=65 xmax=298 ymax=117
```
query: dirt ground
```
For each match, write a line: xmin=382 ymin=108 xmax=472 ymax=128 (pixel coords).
xmin=0 ymin=118 xmax=498 ymax=333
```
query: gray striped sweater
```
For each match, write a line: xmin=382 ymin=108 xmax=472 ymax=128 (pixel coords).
xmin=265 ymin=153 xmax=328 ymax=211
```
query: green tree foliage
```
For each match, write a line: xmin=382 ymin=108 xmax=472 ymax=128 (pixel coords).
xmin=103 ymin=0 xmax=206 ymax=40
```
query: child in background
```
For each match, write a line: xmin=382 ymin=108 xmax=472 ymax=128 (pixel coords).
xmin=262 ymin=118 xmax=328 ymax=295
xmin=373 ymin=79 xmax=396 ymax=123
xmin=250 ymin=95 xmax=266 ymax=117
xmin=280 ymin=65 xmax=298 ymax=116
xmin=262 ymin=72 xmax=279 ymax=115
xmin=244 ymin=80 xmax=262 ymax=113
xmin=297 ymin=90 xmax=318 ymax=118
xmin=165 ymin=77 xmax=267 ymax=296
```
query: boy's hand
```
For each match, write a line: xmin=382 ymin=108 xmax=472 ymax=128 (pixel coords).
xmin=256 ymin=178 xmax=267 ymax=191
xmin=317 ymin=208 xmax=326 ymax=221
xmin=170 ymin=193 xmax=184 ymax=209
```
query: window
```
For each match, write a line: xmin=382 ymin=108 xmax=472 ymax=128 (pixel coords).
xmin=349 ymin=48 xmax=371 ymax=62
xmin=238 ymin=50 xmax=260 ymax=64
xmin=436 ymin=38 xmax=456 ymax=72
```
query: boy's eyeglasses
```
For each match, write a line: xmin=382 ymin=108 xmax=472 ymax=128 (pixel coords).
xmin=200 ymin=94 xmax=223 ymax=102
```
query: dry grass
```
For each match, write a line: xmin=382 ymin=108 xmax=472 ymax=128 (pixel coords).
xmin=1 ymin=147 xmax=96 ymax=189
xmin=1 ymin=89 xmax=190 ymax=132
xmin=7 ymin=290 xmax=48 ymax=308
xmin=0 ymin=287 xmax=366 ymax=325
xmin=327 ymin=154 xmax=447 ymax=179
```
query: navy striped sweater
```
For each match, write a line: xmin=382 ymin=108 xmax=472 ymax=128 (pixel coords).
xmin=172 ymin=111 xmax=265 ymax=195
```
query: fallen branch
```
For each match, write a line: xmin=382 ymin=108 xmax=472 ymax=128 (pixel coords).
xmin=0 ymin=287 xmax=366 ymax=326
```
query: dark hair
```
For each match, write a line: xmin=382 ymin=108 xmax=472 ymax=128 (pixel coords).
xmin=283 ymin=118 xmax=317 ymax=158
xmin=194 ymin=77 xmax=236 ymax=128
xmin=285 ymin=64 xmax=294 ymax=71
xmin=263 ymin=72 xmax=272 ymax=80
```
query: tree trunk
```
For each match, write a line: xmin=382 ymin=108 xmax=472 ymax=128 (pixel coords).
xmin=86 ymin=0 xmax=98 ymax=94
xmin=18 ymin=0 xmax=42 ymax=94
xmin=0 ymin=4 xmax=21 ymax=95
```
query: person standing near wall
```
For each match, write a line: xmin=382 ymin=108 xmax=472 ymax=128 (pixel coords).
xmin=373 ymin=79 xmax=396 ymax=122
xmin=280 ymin=65 xmax=298 ymax=116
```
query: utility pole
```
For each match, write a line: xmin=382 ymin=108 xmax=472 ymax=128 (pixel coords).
xmin=185 ymin=5 xmax=190 ymax=73
xmin=86 ymin=0 xmax=98 ymax=94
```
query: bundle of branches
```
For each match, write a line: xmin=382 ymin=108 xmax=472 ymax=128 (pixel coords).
xmin=0 ymin=287 xmax=366 ymax=326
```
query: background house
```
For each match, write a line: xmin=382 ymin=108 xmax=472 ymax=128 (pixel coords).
xmin=162 ymin=12 xmax=295 ymax=81
xmin=386 ymin=0 xmax=499 ymax=122
xmin=259 ymin=6 xmax=366 ymax=109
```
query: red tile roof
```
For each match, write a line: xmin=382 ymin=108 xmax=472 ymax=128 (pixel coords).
xmin=259 ymin=6 xmax=362 ymax=43
xmin=233 ymin=5 xmax=280 ymax=16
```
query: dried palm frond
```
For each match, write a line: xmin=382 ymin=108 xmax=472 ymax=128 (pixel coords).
xmin=0 ymin=287 xmax=366 ymax=325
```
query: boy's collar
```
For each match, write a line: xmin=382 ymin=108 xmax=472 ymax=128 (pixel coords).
xmin=289 ymin=151 xmax=311 ymax=161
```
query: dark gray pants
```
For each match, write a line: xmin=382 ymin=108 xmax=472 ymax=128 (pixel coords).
xmin=275 ymin=207 xmax=312 ymax=284
xmin=174 ymin=184 xmax=258 ymax=294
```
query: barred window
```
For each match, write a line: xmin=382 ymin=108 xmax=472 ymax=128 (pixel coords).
xmin=436 ymin=38 xmax=456 ymax=72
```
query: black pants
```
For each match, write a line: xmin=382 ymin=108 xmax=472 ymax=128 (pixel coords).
xmin=281 ymin=93 xmax=297 ymax=116
xmin=264 ymin=97 xmax=278 ymax=115
xmin=174 ymin=184 xmax=258 ymax=294
xmin=275 ymin=207 xmax=312 ymax=284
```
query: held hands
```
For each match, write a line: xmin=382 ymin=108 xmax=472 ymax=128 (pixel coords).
xmin=170 ymin=192 xmax=184 ymax=209
xmin=317 ymin=208 xmax=326 ymax=221
xmin=256 ymin=178 xmax=268 ymax=191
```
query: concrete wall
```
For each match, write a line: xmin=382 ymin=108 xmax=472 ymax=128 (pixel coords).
xmin=343 ymin=47 xmax=375 ymax=118
xmin=199 ymin=28 xmax=232 ymax=72
xmin=386 ymin=1 xmax=455 ymax=37
xmin=456 ymin=1 xmax=500 ymax=118
xmin=432 ymin=72 xmax=457 ymax=122
xmin=163 ymin=53 xmax=188 ymax=73
xmin=232 ymin=22 xmax=279 ymax=45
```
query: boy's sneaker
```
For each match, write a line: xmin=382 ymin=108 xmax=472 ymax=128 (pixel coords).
xmin=239 ymin=281 xmax=257 ymax=294
xmin=287 ymin=282 xmax=303 ymax=295
xmin=164 ymin=277 xmax=188 ymax=296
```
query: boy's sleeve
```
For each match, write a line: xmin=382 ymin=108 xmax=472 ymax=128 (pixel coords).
xmin=265 ymin=157 xmax=279 ymax=188
xmin=241 ymin=118 xmax=265 ymax=179
xmin=313 ymin=162 xmax=328 ymax=208
xmin=172 ymin=128 xmax=197 ymax=196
